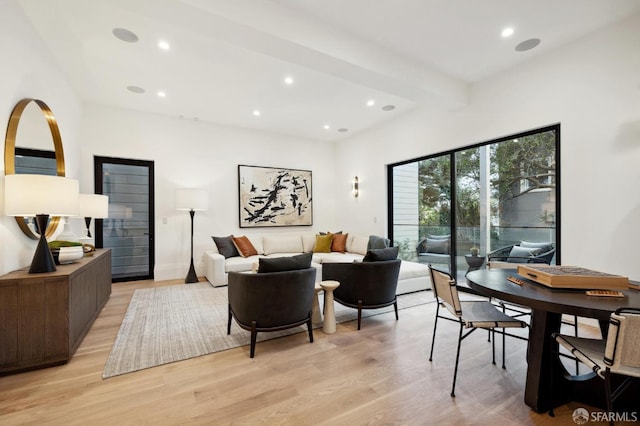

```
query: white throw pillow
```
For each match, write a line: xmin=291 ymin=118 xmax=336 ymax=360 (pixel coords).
xmin=301 ymin=233 xmax=316 ymax=252
xmin=348 ymin=234 xmax=369 ymax=255
xmin=263 ymin=235 xmax=303 ymax=255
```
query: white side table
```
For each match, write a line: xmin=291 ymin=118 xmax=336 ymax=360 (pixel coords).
xmin=312 ymin=283 xmax=323 ymax=325
xmin=320 ymin=280 xmax=340 ymax=334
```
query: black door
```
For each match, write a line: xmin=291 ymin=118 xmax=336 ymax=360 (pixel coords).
xmin=94 ymin=156 xmax=155 ymax=282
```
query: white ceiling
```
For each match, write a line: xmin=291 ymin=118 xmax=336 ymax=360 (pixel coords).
xmin=17 ymin=0 xmax=640 ymax=141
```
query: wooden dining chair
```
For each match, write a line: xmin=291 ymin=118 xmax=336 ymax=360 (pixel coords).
xmin=550 ymin=307 xmax=640 ymax=425
xmin=428 ymin=266 xmax=528 ymax=397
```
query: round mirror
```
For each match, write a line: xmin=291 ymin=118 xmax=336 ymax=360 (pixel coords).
xmin=4 ymin=98 xmax=66 ymax=239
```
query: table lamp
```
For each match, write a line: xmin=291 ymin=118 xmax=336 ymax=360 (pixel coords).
xmin=4 ymin=174 xmax=79 ymax=273
xmin=175 ymin=188 xmax=208 ymax=283
xmin=78 ymin=193 xmax=109 ymax=238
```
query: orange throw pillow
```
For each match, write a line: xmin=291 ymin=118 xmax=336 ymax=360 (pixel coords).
xmin=232 ymin=236 xmax=258 ymax=257
xmin=331 ymin=233 xmax=348 ymax=253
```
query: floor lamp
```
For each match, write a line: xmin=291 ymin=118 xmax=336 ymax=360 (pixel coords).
xmin=175 ymin=189 xmax=208 ymax=283
xmin=4 ymin=174 xmax=79 ymax=273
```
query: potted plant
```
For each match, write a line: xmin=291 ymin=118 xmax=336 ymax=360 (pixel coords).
xmin=470 ymin=246 xmax=479 ymax=257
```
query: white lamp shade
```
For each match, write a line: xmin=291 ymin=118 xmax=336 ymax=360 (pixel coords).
xmin=78 ymin=194 xmax=109 ymax=218
xmin=175 ymin=189 xmax=208 ymax=211
xmin=4 ymin=174 xmax=79 ymax=217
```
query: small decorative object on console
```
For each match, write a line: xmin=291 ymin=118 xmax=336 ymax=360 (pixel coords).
xmin=48 ymin=241 xmax=84 ymax=265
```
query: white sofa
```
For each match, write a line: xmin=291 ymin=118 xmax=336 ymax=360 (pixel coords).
xmin=203 ymin=232 xmax=431 ymax=295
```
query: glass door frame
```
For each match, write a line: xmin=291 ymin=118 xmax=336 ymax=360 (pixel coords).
xmin=94 ymin=155 xmax=155 ymax=282
xmin=388 ymin=124 xmax=561 ymax=278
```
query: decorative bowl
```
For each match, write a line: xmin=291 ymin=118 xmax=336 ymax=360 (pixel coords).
xmin=50 ymin=246 xmax=84 ymax=265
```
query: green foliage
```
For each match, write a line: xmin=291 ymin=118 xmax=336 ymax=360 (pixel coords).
xmin=491 ymin=131 xmax=556 ymax=202
xmin=48 ymin=240 xmax=82 ymax=248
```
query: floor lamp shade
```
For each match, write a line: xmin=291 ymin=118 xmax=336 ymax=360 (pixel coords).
xmin=4 ymin=174 xmax=80 ymax=273
xmin=175 ymin=189 xmax=208 ymax=283
xmin=174 ymin=189 xmax=208 ymax=211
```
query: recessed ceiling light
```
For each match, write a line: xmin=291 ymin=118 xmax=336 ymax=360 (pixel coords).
xmin=284 ymin=76 xmax=294 ymax=85
xmin=112 ymin=28 xmax=138 ymax=43
xmin=515 ymin=38 xmax=541 ymax=52
xmin=253 ymin=109 xmax=261 ymax=117
xmin=337 ymin=128 xmax=349 ymax=133
xmin=381 ymin=105 xmax=396 ymax=111
xmin=157 ymin=91 xmax=166 ymax=98
xmin=501 ymin=27 xmax=514 ymax=38
xmin=158 ymin=40 xmax=170 ymax=50
xmin=366 ymin=99 xmax=375 ymax=107
xmin=127 ymin=85 xmax=145 ymax=94
xmin=323 ymin=124 xmax=330 ymax=130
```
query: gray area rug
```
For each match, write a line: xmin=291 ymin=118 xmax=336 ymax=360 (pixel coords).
xmin=103 ymin=283 xmax=432 ymax=378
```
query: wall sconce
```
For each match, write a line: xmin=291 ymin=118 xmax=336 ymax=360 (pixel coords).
xmin=352 ymin=176 xmax=359 ymax=197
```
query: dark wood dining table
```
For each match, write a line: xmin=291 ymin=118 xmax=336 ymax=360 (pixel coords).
xmin=466 ymin=268 xmax=640 ymax=413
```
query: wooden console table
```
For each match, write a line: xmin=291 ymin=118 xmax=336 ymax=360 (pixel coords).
xmin=0 ymin=249 xmax=112 ymax=374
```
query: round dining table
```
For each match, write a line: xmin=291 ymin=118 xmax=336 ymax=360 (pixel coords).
xmin=466 ymin=268 xmax=640 ymax=413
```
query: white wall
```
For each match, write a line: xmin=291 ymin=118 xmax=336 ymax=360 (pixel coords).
xmin=336 ymin=13 xmax=640 ymax=280
xmin=0 ymin=0 xmax=83 ymax=275
xmin=78 ymin=104 xmax=337 ymax=280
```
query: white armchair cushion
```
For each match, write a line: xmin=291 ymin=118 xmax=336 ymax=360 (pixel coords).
xmin=263 ymin=234 xmax=303 ymax=255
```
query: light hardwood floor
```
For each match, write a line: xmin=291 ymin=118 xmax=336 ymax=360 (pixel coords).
xmin=0 ymin=279 xmax=603 ymax=425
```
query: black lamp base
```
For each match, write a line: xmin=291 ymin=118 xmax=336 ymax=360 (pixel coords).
xmin=185 ymin=259 xmax=198 ymax=283
xmin=29 ymin=214 xmax=56 ymax=274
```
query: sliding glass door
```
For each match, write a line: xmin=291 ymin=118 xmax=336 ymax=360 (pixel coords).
xmin=389 ymin=125 xmax=560 ymax=283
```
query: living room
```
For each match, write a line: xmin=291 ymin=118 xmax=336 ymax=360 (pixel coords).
xmin=1 ymin=0 xmax=639 ymax=424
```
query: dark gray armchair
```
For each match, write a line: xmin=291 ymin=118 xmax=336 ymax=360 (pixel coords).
xmin=488 ymin=241 xmax=555 ymax=265
xmin=416 ymin=235 xmax=451 ymax=271
xmin=227 ymin=268 xmax=316 ymax=358
xmin=321 ymin=259 xmax=401 ymax=330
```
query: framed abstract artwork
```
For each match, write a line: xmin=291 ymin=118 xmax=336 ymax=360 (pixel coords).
xmin=238 ymin=165 xmax=313 ymax=227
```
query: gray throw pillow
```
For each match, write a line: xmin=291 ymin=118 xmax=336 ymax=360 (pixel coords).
xmin=520 ymin=241 xmax=553 ymax=253
xmin=507 ymin=246 xmax=541 ymax=263
xmin=212 ymin=235 xmax=239 ymax=259
xmin=367 ymin=235 xmax=390 ymax=250
xmin=426 ymin=238 xmax=449 ymax=254
xmin=363 ymin=246 xmax=399 ymax=262
xmin=258 ymin=252 xmax=313 ymax=273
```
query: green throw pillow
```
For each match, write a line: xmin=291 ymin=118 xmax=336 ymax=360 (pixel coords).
xmin=313 ymin=234 xmax=333 ymax=253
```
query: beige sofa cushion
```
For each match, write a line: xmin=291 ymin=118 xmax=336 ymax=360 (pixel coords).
xmin=247 ymin=235 xmax=264 ymax=255
xmin=301 ymin=233 xmax=316 ymax=252
xmin=347 ymin=234 xmax=369 ymax=255
xmin=263 ymin=235 xmax=303 ymax=255
xmin=225 ymin=255 xmax=261 ymax=272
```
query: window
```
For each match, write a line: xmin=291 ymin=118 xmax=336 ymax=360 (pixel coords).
xmin=389 ymin=125 xmax=560 ymax=283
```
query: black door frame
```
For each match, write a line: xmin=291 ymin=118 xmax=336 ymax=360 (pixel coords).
xmin=94 ymin=155 xmax=155 ymax=282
